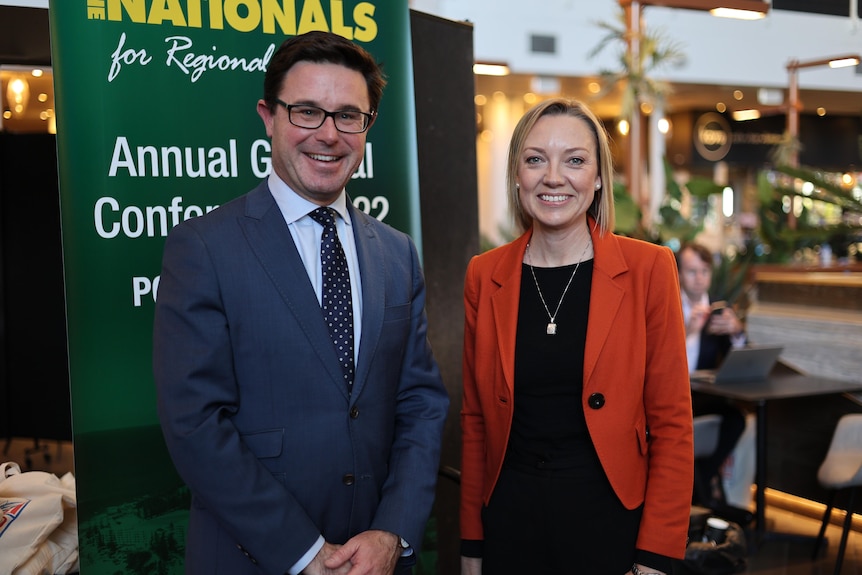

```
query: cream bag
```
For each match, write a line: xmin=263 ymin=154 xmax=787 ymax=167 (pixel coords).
xmin=0 ymin=462 xmax=79 ymax=575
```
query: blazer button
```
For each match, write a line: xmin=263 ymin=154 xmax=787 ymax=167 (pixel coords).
xmin=588 ymin=393 xmax=605 ymax=409
xmin=342 ymin=473 xmax=355 ymax=486
xmin=350 ymin=407 xmax=360 ymax=419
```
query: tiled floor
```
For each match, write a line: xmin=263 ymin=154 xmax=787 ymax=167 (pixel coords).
xmin=3 ymin=437 xmax=861 ymax=574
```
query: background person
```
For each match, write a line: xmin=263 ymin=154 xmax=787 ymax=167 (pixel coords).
xmin=153 ymin=31 xmax=449 ymax=575
xmin=677 ymin=242 xmax=748 ymax=509
xmin=460 ymin=98 xmax=693 ymax=575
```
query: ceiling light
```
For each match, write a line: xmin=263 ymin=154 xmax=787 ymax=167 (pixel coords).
xmin=619 ymin=0 xmax=769 ymax=19
xmin=618 ymin=119 xmax=630 ymax=136
xmin=473 ymin=62 xmax=510 ymax=76
xmin=6 ymin=76 xmax=29 ymax=117
xmin=788 ymin=54 xmax=862 ymax=70
xmin=709 ymin=7 xmax=766 ymax=19
xmin=732 ymin=109 xmax=761 ymax=121
xmin=828 ymin=57 xmax=860 ymax=69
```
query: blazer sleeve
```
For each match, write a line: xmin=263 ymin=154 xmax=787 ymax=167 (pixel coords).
xmin=636 ymin=246 xmax=694 ymax=559
xmin=367 ymin=233 xmax=450 ymax=550
xmin=459 ymin=255 xmax=486 ymax=545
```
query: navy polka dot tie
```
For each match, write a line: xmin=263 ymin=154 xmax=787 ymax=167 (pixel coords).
xmin=309 ymin=207 xmax=355 ymax=392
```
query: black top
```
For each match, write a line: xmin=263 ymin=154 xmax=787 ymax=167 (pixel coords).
xmin=507 ymin=260 xmax=598 ymax=474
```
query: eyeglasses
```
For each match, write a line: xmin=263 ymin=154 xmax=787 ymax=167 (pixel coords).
xmin=274 ymin=99 xmax=375 ymax=134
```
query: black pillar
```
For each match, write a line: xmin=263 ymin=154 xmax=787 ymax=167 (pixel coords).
xmin=411 ymin=10 xmax=479 ymax=575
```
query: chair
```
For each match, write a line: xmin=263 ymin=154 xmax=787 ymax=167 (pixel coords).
xmin=811 ymin=413 xmax=862 ymax=574
xmin=693 ymin=414 xmax=723 ymax=506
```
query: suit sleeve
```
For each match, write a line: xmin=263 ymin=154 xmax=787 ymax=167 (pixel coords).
xmin=153 ymin=221 xmax=321 ymax=575
xmin=367 ymin=235 xmax=450 ymax=550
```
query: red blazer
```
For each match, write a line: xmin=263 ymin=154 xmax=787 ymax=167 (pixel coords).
xmin=460 ymin=224 xmax=694 ymax=560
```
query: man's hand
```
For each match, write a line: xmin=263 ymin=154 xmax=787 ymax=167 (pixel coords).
xmin=324 ymin=530 xmax=401 ymax=575
xmin=687 ymin=302 xmax=711 ymax=337
xmin=301 ymin=542 xmax=353 ymax=575
xmin=706 ymin=307 xmax=743 ymax=337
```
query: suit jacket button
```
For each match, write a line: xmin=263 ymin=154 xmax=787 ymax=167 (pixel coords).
xmin=343 ymin=473 xmax=355 ymax=486
xmin=350 ymin=407 xmax=360 ymax=419
xmin=588 ymin=393 xmax=605 ymax=409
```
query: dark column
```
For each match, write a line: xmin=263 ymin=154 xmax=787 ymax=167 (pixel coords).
xmin=411 ymin=10 xmax=479 ymax=575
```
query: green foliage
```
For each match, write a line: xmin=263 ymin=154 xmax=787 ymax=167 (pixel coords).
xmin=710 ymin=247 xmax=755 ymax=306
xmin=612 ymin=180 xmax=641 ymax=235
xmin=754 ymin=165 xmax=862 ymax=262
xmin=588 ymin=10 xmax=686 ymax=120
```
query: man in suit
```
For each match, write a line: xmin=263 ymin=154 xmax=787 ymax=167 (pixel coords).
xmin=677 ymin=242 xmax=746 ymax=508
xmin=153 ymin=31 xmax=449 ymax=575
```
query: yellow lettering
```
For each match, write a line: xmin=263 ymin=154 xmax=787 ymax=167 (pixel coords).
xmin=353 ymin=2 xmax=377 ymax=43
xmin=107 ymin=0 xmax=146 ymax=22
xmin=147 ymin=0 xmax=188 ymax=26
xmin=187 ymin=0 xmax=202 ymax=28
xmin=330 ymin=0 xmax=352 ymax=39
xmin=261 ymin=0 xmax=297 ymax=35
xmin=100 ymin=0 xmax=378 ymax=37
xmin=224 ymin=0 xmax=261 ymax=33
xmin=298 ymin=0 xmax=330 ymax=34
xmin=209 ymin=0 xmax=224 ymax=30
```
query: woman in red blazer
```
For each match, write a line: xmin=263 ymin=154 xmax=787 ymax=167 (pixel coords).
xmin=460 ymin=98 xmax=693 ymax=575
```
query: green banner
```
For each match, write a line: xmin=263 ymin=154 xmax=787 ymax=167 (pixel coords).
xmin=49 ymin=2 xmax=420 ymax=572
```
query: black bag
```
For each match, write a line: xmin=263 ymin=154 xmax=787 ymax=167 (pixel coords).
xmin=675 ymin=520 xmax=747 ymax=575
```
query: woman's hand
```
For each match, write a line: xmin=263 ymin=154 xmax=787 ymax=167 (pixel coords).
xmin=629 ymin=564 xmax=666 ymax=575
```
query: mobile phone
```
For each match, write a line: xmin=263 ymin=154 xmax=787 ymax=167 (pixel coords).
xmin=710 ymin=301 xmax=727 ymax=316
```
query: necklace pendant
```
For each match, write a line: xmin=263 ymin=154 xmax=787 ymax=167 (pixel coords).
xmin=546 ymin=322 xmax=557 ymax=335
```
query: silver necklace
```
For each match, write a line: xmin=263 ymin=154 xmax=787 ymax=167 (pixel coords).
xmin=526 ymin=241 xmax=591 ymax=335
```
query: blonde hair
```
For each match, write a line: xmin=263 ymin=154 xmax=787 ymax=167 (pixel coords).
xmin=506 ymin=98 xmax=615 ymax=235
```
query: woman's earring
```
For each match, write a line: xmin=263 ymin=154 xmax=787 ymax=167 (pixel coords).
xmin=515 ymin=183 xmax=520 ymax=190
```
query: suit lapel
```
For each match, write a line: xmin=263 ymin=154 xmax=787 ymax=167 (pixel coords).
xmin=583 ymin=224 xmax=626 ymax=387
xmin=490 ymin=233 xmax=530 ymax=398
xmin=348 ymin=203 xmax=382 ymax=401
xmin=238 ymin=183 xmax=350 ymax=400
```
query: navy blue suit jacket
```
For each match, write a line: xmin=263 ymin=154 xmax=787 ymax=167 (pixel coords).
xmin=153 ymin=182 xmax=449 ymax=575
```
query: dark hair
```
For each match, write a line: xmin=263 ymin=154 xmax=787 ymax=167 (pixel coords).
xmin=677 ymin=242 xmax=714 ymax=270
xmin=263 ymin=31 xmax=386 ymax=114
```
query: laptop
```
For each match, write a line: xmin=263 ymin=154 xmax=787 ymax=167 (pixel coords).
xmin=691 ymin=345 xmax=784 ymax=384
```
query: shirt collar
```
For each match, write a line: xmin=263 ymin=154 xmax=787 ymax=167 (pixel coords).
xmin=267 ymin=173 xmax=352 ymax=227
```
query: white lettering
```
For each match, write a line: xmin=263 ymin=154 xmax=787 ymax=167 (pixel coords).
xmin=251 ymin=139 xmax=271 ymax=178
xmin=95 ymin=196 xmax=219 ymax=239
xmin=133 ymin=275 xmax=161 ymax=307
xmin=165 ymin=36 xmax=274 ymax=83
xmin=108 ymin=32 xmax=153 ymax=82
xmin=352 ymin=196 xmax=389 ymax=221
xmin=351 ymin=142 xmax=374 ymax=179
xmin=108 ymin=136 xmax=238 ymax=179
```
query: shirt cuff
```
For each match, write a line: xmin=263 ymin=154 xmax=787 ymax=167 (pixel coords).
xmin=288 ymin=535 xmax=325 ymax=575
